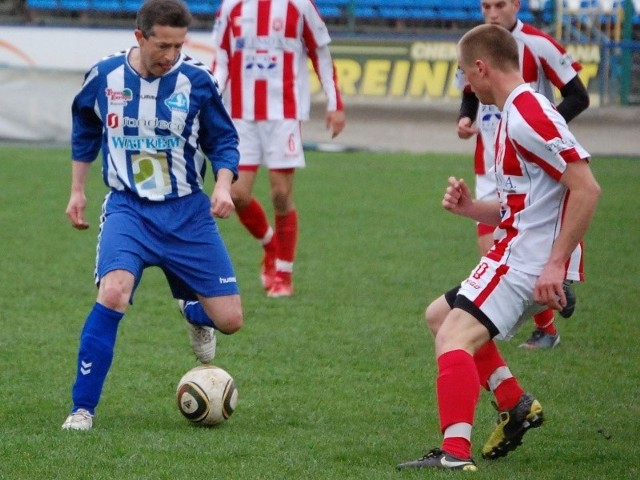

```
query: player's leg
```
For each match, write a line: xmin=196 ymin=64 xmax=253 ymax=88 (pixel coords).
xmin=397 ymin=308 xmax=487 ymax=471
xmin=166 ymin=191 xmax=243 ymax=362
xmin=519 ymin=308 xmax=561 ymax=349
xmin=261 ymin=120 xmax=304 ymax=298
xmin=231 ymin=167 xmax=278 ymax=290
xmin=63 ymin=194 xmax=143 ymax=430
xmin=231 ymin=119 xmax=278 ymax=290
xmin=268 ymin=168 xmax=296 ymax=297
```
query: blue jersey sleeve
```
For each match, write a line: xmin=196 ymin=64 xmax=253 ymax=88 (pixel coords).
xmin=198 ymin=80 xmax=240 ymax=182
xmin=71 ymin=66 xmax=103 ymax=162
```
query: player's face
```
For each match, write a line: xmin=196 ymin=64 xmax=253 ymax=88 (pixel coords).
xmin=135 ymin=25 xmax=188 ymax=77
xmin=481 ymin=0 xmax=520 ymax=29
xmin=457 ymin=54 xmax=495 ymax=106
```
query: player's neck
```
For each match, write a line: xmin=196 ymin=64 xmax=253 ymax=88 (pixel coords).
xmin=127 ymin=48 xmax=148 ymax=78
xmin=494 ymin=74 xmax=526 ymax=111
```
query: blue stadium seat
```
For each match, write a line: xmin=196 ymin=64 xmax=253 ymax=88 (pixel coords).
xmin=186 ymin=0 xmax=218 ymax=15
xmin=91 ymin=0 xmax=123 ymax=11
xmin=354 ymin=6 xmax=377 ymax=18
xmin=27 ymin=0 xmax=60 ymax=9
xmin=316 ymin=0 xmax=344 ymax=18
xmin=59 ymin=0 xmax=90 ymax=9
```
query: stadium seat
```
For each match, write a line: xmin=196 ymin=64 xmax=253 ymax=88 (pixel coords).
xmin=26 ymin=0 xmax=60 ymax=9
xmin=59 ymin=0 xmax=90 ymax=9
xmin=91 ymin=0 xmax=123 ymax=11
xmin=186 ymin=0 xmax=218 ymax=15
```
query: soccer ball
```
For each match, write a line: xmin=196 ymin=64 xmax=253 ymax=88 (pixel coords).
xmin=176 ymin=365 xmax=238 ymax=426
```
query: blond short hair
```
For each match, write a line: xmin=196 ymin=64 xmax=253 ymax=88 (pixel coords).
xmin=458 ymin=24 xmax=519 ymax=72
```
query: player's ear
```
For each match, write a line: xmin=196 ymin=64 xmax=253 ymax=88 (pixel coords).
xmin=475 ymin=59 xmax=487 ymax=76
xmin=134 ymin=29 xmax=145 ymax=44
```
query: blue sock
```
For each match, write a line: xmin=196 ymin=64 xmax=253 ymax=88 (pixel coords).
xmin=70 ymin=303 xmax=123 ymax=415
xmin=182 ymin=301 xmax=216 ymax=328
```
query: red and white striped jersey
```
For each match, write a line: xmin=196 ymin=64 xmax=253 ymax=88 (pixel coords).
xmin=458 ymin=19 xmax=583 ymax=184
xmin=212 ymin=0 xmax=343 ymax=121
xmin=488 ymin=84 xmax=589 ymax=281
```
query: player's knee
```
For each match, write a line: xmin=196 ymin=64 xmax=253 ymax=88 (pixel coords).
xmin=97 ymin=283 xmax=130 ymax=312
xmin=270 ymin=189 xmax=292 ymax=213
xmin=216 ymin=309 xmax=243 ymax=334
xmin=425 ymin=300 xmax=445 ymax=337
xmin=231 ymin=192 xmax=251 ymax=211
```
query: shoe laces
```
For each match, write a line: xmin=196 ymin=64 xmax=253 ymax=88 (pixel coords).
xmin=528 ymin=329 xmax=546 ymax=342
xmin=191 ymin=324 xmax=213 ymax=342
xmin=418 ymin=448 xmax=443 ymax=460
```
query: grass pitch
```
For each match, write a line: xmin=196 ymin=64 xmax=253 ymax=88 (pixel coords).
xmin=0 ymin=146 xmax=638 ymax=480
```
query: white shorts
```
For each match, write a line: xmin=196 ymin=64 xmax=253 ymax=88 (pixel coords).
xmin=458 ymin=257 xmax=547 ymax=341
xmin=234 ymin=119 xmax=305 ymax=169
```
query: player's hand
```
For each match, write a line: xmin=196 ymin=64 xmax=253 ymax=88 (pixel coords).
xmin=534 ymin=262 xmax=567 ymax=311
xmin=442 ymin=176 xmax=473 ymax=215
xmin=66 ymin=192 xmax=89 ymax=230
xmin=457 ymin=117 xmax=478 ymax=139
xmin=210 ymin=186 xmax=235 ymax=219
xmin=326 ymin=110 xmax=346 ymax=139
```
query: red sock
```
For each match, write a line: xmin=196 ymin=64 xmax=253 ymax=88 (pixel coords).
xmin=475 ymin=341 xmax=505 ymax=391
xmin=437 ymin=350 xmax=479 ymax=459
xmin=533 ymin=309 xmax=557 ymax=335
xmin=237 ymin=198 xmax=271 ymax=241
xmin=474 ymin=341 xmax=523 ymax=411
xmin=275 ymin=209 xmax=298 ymax=269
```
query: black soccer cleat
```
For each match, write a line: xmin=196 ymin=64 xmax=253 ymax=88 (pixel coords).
xmin=482 ymin=393 xmax=544 ymax=460
xmin=559 ymin=280 xmax=577 ymax=318
xmin=396 ymin=448 xmax=477 ymax=471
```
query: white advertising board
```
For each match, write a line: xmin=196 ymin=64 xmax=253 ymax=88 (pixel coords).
xmin=0 ymin=25 xmax=216 ymax=71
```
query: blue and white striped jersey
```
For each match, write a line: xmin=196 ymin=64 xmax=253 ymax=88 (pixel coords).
xmin=72 ymin=48 xmax=239 ymax=201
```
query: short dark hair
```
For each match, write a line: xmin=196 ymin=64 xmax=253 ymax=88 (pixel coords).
xmin=458 ymin=24 xmax=519 ymax=72
xmin=136 ymin=0 xmax=192 ymax=38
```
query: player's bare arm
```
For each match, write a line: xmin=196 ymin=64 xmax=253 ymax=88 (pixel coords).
xmin=456 ymin=116 xmax=478 ymax=139
xmin=66 ymin=160 xmax=92 ymax=230
xmin=210 ymin=168 xmax=235 ymax=219
xmin=326 ymin=110 xmax=346 ymax=138
xmin=534 ymin=159 xmax=601 ymax=310
xmin=442 ymin=176 xmax=501 ymax=225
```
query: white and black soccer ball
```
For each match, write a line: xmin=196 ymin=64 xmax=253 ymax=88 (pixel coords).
xmin=176 ymin=365 xmax=238 ymax=426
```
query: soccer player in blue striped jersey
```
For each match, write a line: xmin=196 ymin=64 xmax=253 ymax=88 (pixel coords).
xmin=62 ymin=0 xmax=243 ymax=431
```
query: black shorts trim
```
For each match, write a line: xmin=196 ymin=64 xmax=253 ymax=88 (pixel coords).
xmin=445 ymin=285 xmax=499 ymax=339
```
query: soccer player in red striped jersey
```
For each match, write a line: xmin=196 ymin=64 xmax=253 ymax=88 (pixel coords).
xmin=398 ymin=24 xmax=600 ymax=471
xmin=456 ymin=0 xmax=590 ymax=349
xmin=212 ymin=0 xmax=345 ymax=297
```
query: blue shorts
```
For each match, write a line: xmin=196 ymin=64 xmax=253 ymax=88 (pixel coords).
xmin=95 ymin=190 xmax=239 ymax=301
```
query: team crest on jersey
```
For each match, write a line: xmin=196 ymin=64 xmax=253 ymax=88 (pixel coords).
xmin=165 ymin=92 xmax=188 ymax=113
xmin=272 ymin=18 xmax=283 ymax=31
xmin=105 ymin=87 xmax=133 ymax=105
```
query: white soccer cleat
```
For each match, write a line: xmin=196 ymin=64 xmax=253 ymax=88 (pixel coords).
xmin=178 ymin=300 xmax=216 ymax=363
xmin=61 ymin=408 xmax=93 ymax=430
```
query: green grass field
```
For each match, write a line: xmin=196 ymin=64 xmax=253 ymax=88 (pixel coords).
xmin=0 ymin=146 xmax=638 ymax=480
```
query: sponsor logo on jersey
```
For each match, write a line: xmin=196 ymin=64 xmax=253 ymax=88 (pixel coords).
xmin=545 ymin=137 xmax=576 ymax=154
xmin=234 ymin=36 xmax=300 ymax=51
xmin=107 ymin=112 xmax=119 ymax=128
xmin=106 ymin=115 xmax=185 ymax=132
xmin=105 ymin=87 xmax=133 ymax=105
xmin=219 ymin=276 xmax=237 ymax=284
xmin=245 ymin=54 xmax=278 ymax=71
xmin=110 ymin=135 xmax=182 ymax=150
xmin=165 ymin=92 xmax=188 ymax=113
